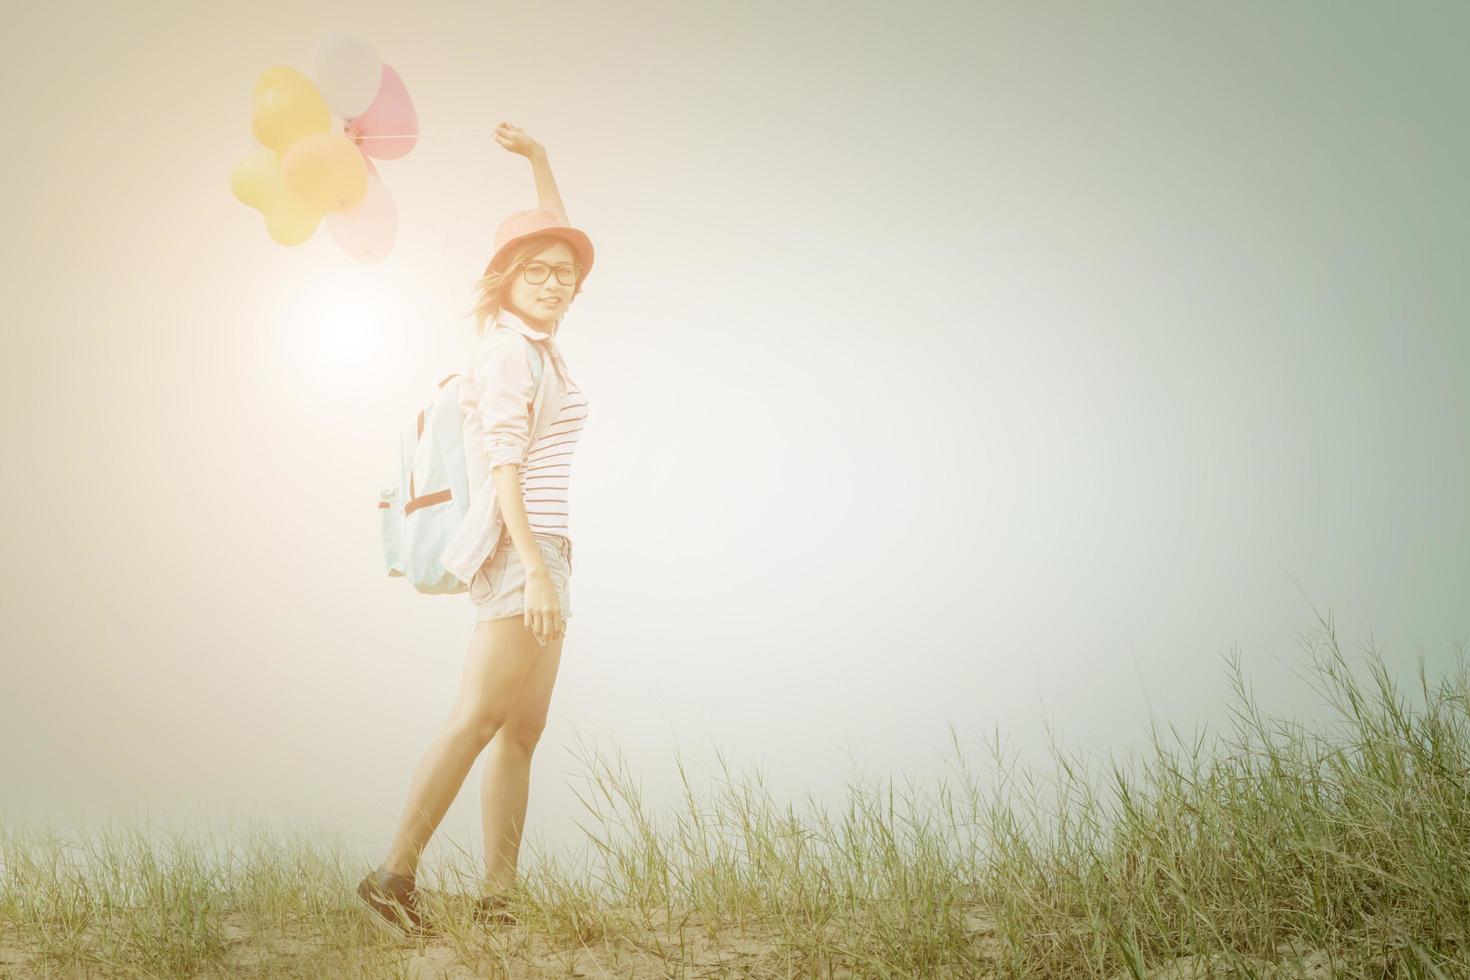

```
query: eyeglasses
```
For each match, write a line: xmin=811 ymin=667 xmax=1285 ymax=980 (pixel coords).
xmin=517 ymin=261 xmax=582 ymax=286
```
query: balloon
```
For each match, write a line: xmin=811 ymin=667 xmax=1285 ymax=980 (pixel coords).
xmin=345 ymin=63 xmax=418 ymax=161
xmin=237 ymin=44 xmax=412 ymax=251
xmin=326 ymin=173 xmax=398 ymax=262
xmin=312 ymin=33 xmax=382 ymax=119
xmin=229 ymin=148 xmax=324 ymax=246
xmin=250 ymin=66 xmax=330 ymax=153
xmin=280 ymin=132 xmax=368 ymax=213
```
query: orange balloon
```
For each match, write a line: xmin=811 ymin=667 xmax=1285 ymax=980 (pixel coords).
xmin=279 ymin=132 xmax=368 ymax=213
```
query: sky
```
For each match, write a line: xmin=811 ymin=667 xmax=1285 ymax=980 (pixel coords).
xmin=2 ymin=0 xmax=1467 ymax=877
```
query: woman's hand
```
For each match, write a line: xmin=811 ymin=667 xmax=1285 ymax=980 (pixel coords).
xmin=494 ymin=121 xmax=542 ymax=159
xmin=523 ymin=571 xmax=564 ymax=647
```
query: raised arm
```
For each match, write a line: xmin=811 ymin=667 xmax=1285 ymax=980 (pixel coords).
xmin=494 ymin=122 xmax=567 ymax=224
xmin=528 ymin=145 xmax=568 ymax=225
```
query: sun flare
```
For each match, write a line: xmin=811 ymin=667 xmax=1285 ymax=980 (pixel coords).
xmin=275 ymin=263 xmax=398 ymax=410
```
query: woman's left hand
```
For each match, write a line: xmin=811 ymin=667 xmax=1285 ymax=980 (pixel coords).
xmin=494 ymin=122 xmax=541 ymax=158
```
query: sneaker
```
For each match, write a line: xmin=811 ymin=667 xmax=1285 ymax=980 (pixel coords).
xmin=473 ymin=892 xmax=519 ymax=925
xmin=356 ymin=867 xmax=432 ymax=938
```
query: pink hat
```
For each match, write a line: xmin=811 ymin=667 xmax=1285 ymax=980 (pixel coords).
xmin=483 ymin=208 xmax=595 ymax=286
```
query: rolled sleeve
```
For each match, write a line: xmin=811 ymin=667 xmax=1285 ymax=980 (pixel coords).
xmin=475 ymin=334 xmax=537 ymax=469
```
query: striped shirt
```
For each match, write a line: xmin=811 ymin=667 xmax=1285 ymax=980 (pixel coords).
xmin=521 ymin=376 xmax=588 ymax=537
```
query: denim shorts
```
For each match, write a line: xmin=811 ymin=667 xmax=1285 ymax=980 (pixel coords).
xmin=469 ymin=529 xmax=573 ymax=623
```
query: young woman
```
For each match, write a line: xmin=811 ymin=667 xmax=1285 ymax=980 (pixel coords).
xmin=356 ymin=122 xmax=595 ymax=938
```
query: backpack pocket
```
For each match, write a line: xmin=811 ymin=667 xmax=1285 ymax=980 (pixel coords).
xmin=379 ymin=485 xmax=405 ymax=577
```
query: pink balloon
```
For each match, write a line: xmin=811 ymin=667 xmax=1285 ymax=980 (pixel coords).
xmin=326 ymin=173 xmax=398 ymax=263
xmin=344 ymin=63 xmax=417 ymax=161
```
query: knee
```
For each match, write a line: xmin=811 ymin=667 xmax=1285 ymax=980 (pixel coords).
xmin=453 ymin=709 xmax=509 ymax=748
xmin=498 ymin=719 xmax=547 ymax=755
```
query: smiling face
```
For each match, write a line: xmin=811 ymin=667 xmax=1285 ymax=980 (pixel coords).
xmin=501 ymin=239 xmax=580 ymax=334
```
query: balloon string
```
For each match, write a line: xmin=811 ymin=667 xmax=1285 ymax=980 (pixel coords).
xmin=349 ymin=132 xmax=498 ymax=139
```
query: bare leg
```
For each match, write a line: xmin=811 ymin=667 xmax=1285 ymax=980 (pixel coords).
xmin=379 ymin=616 xmax=546 ymax=878
xmin=482 ymin=629 xmax=565 ymax=891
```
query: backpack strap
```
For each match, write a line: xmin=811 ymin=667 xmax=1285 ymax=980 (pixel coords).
xmin=524 ymin=338 xmax=545 ymax=391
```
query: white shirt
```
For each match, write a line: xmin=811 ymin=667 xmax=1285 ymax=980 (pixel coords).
xmin=440 ymin=307 xmax=585 ymax=583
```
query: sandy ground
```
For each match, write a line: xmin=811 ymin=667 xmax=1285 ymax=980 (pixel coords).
xmin=0 ymin=899 xmax=1000 ymax=979
xmin=0 ymin=901 xmax=1346 ymax=978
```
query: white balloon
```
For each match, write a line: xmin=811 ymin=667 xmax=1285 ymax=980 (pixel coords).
xmin=327 ymin=173 xmax=398 ymax=263
xmin=312 ymin=33 xmax=382 ymax=120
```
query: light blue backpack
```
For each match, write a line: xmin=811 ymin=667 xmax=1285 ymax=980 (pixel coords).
xmin=378 ymin=342 xmax=545 ymax=594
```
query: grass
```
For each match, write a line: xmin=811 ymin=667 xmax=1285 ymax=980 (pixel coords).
xmin=3 ymin=605 xmax=1469 ymax=978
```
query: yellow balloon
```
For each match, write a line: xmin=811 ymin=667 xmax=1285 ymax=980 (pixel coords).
xmin=252 ymin=65 xmax=306 ymax=98
xmin=230 ymin=148 xmax=324 ymax=246
xmin=251 ymin=65 xmax=330 ymax=153
xmin=279 ymin=132 xmax=368 ymax=213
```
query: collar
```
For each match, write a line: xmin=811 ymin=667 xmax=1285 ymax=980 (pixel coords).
xmin=494 ymin=305 xmax=556 ymax=342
